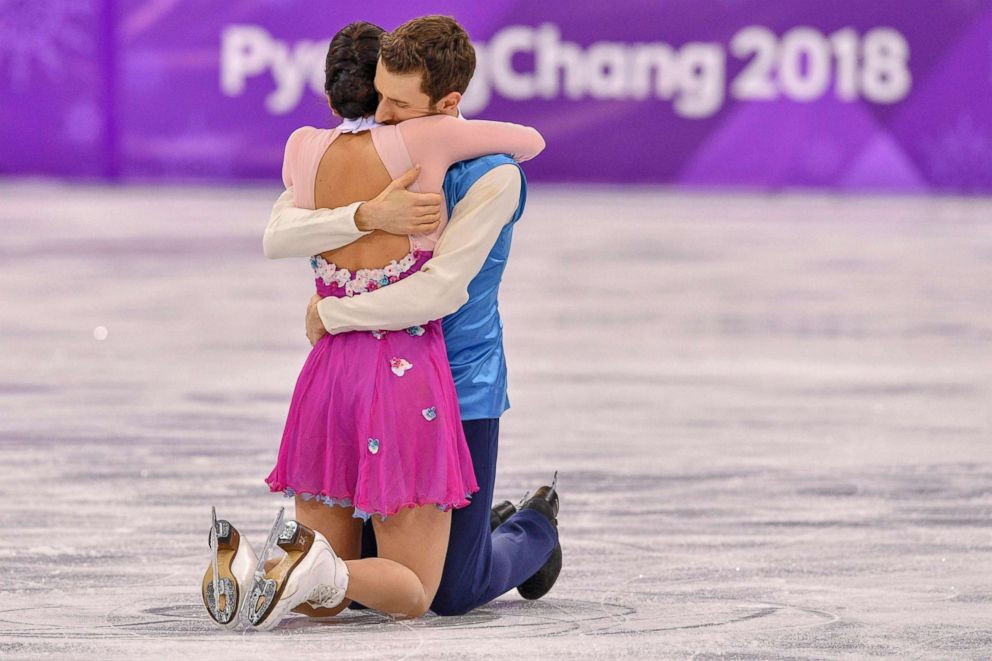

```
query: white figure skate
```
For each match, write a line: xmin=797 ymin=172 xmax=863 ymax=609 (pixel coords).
xmin=243 ymin=516 xmax=350 ymax=631
xmin=201 ymin=506 xmax=259 ymax=629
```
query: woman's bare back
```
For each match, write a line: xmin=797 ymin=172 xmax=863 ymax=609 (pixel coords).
xmin=315 ymin=132 xmax=411 ymax=270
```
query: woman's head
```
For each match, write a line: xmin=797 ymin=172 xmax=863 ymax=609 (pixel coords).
xmin=325 ymin=21 xmax=385 ymax=119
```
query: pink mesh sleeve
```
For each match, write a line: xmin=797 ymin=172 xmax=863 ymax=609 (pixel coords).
xmin=399 ymin=114 xmax=546 ymax=176
xmin=281 ymin=127 xmax=310 ymax=189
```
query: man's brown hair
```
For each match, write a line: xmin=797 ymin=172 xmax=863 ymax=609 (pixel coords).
xmin=379 ymin=15 xmax=476 ymax=104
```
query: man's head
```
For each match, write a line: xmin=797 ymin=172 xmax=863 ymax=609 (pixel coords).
xmin=374 ymin=15 xmax=476 ymax=124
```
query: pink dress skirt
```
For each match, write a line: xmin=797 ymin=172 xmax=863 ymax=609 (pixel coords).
xmin=264 ymin=249 xmax=479 ymax=521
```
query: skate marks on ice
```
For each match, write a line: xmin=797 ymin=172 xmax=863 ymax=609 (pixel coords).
xmin=0 ymin=590 xmax=833 ymax=640
xmin=2 ymin=462 xmax=989 ymax=657
xmin=1 ymin=184 xmax=992 ymax=657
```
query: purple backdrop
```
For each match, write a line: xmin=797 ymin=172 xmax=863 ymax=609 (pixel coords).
xmin=2 ymin=0 xmax=991 ymax=191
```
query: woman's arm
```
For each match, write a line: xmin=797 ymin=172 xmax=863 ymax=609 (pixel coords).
xmin=263 ymin=188 xmax=369 ymax=259
xmin=401 ymin=114 xmax=546 ymax=172
xmin=281 ymin=126 xmax=308 ymax=189
xmin=313 ymin=164 xmax=522 ymax=332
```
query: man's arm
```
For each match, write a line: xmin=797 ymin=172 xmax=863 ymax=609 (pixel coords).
xmin=263 ymin=167 xmax=443 ymax=259
xmin=313 ymin=164 xmax=522 ymax=333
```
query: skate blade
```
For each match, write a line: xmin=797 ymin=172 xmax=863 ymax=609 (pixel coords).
xmin=202 ymin=508 xmax=240 ymax=625
xmin=245 ymin=519 xmax=316 ymax=629
xmin=210 ymin=507 xmax=220 ymax=618
xmin=240 ymin=507 xmax=287 ymax=628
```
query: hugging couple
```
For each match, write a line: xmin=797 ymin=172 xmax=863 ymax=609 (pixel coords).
xmin=201 ymin=15 xmax=561 ymax=630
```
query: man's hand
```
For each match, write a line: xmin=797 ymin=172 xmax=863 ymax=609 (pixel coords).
xmin=354 ymin=165 xmax=442 ymax=235
xmin=306 ymin=293 xmax=328 ymax=346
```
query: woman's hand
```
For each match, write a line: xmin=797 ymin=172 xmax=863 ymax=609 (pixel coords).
xmin=306 ymin=293 xmax=328 ymax=346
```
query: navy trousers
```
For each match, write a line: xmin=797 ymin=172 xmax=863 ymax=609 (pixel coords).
xmin=349 ymin=417 xmax=559 ymax=615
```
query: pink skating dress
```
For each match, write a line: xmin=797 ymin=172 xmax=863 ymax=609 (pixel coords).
xmin=264 ymin=114 xmax=545 ymax=521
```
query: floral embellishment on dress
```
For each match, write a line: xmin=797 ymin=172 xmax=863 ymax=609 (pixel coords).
xmin=422 ymin=407 xmax=437 ymax=421
xmin=406 ymin=325 xmax=425 ymax=337
xmin=367 ymin=437 xmax=380 ymax=454
xmin=312 ymin=252 xmax=419 ymax=296
xmin=371 ymin=330 xmax=388 ymax=340
xmin=390 ymin=357 xmax=413 ymax=376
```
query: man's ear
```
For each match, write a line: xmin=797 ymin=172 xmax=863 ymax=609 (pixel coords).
xmin=435 ymin=91 xmax=462 ymax=116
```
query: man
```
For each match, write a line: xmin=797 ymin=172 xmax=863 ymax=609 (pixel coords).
xmin=264 ymin=16 xmax=561 ymax=615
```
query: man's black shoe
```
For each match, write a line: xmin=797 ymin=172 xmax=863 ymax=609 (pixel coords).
xmin=490 ymin=500 xmax=518 ymax=532
xmin=524 ymin=482 xmax=558 ymax=520
xmin=517 ymin=472 xmax=561 ymax=600
xmin=518 ymin=543 xmax=561 ymax=600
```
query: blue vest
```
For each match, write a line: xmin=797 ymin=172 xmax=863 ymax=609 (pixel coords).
xmin=440 ymin=155 xmax=526 ymax=421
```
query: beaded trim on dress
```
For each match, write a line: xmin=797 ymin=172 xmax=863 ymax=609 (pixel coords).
xmin=278 ymin=485 xmax=473 ymax=522
xmin=310 ymin=250 xmax=422 ymax=297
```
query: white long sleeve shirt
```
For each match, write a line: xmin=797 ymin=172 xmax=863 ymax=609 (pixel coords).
xmin=262 ymin=164 xmax=522 ymax=334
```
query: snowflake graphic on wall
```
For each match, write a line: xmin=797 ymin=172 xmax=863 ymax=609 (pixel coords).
xmin=920 ymin=113 xmax=992 ymax=192
xmin=0 ymin=0 xmax=96 ymax=90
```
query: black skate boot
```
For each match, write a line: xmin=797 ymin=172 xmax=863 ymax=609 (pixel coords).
xmin=517 ymin=471 xmax=562 ymax=600
xmin=490 ymin=499 xmax=518 ymax=532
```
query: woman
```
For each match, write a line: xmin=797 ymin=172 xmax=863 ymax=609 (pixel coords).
xmin=201 ymin=20 xmax=545 ymax=630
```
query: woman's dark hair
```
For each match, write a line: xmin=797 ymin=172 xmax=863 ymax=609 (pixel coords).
xmin=325 ymin=22 xmax=385 ymax=119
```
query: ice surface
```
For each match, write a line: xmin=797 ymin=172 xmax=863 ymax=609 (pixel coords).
xmin=0 ymin=182 xmax=990 ymax=658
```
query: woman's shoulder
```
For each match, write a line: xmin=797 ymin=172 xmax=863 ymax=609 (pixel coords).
xmin=283 ymin=126 xmax=338 ymax=162
xmin=286 ymin=125 xmax=336 ymax=143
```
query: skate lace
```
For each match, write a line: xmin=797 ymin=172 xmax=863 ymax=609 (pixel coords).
xmin=305 ymin=583 xmax=342 ymax=608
